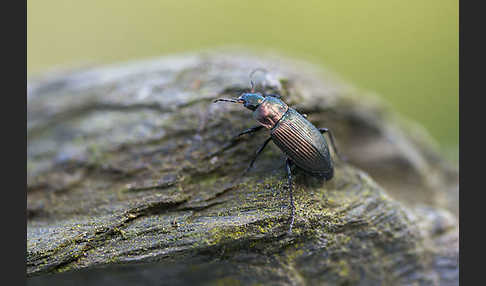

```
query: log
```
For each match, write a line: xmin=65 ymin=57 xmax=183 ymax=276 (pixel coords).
xmin=27 ymin=51 xmax=458 ymax=285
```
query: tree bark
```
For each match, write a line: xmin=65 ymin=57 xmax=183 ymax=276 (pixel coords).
xmin=27 ymin=51 xmax=458 ymax=285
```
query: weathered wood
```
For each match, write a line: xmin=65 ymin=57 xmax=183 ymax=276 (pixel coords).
xmin=27 ymin=51 xmax=458 ymax=285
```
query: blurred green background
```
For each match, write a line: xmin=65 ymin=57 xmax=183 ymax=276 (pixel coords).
xmin=28 ymin=0 xmax=458 ymax=158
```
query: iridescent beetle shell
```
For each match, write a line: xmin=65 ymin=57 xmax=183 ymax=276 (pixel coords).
xmin=238 ymin=93 xmax=334 ymax=179
xmin=270 ymin=108 xmax=333 ymax=178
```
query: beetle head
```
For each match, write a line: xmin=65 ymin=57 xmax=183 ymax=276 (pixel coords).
xmin=238 ymin=93 xmax=264 ymax=111
xmin=213 ymin=93 xmax=264 ymax=111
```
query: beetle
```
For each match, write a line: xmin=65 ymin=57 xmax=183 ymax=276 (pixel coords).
xmin=213 ymin=70 xmax=342 ymax=233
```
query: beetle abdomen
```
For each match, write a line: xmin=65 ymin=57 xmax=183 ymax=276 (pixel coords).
xmin=271 ymin=108 xmax=333 ymax=178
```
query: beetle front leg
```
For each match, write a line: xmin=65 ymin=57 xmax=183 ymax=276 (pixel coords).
xmin=318 ymin=127 xmax=345 ymax=161
xmin=285 ymin=157 xmax=295 ymax=234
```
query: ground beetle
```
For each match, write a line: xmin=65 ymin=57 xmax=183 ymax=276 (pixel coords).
xmin=213 ymin=69 xmax=341 ymax=233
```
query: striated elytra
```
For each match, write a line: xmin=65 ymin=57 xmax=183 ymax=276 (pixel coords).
xmin=213 ymin=70 xmax=341 ymax=233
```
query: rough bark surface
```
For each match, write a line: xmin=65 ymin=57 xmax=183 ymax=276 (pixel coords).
xmin=27 ymin=51 xmax=458 ymax=285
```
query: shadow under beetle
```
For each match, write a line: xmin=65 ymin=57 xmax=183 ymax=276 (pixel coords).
xmin=213 ymin=69 xmax=342 ymax=233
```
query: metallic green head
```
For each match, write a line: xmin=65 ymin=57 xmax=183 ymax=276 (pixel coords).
xmin=238 ymin=93 xmax=265 ymax=111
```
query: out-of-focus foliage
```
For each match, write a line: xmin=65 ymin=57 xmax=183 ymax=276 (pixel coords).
xmin=27 ymin=0 xmax=458 ymax=157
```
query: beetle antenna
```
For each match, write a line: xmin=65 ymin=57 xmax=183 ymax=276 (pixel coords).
xmin=250 ymin=79 xmax=255 ymax=93
xmin=213 ymin=98 xmax=240 ymax=103
xmin=249 ymin=68 xmax=268 ymax=79
xmin=249 ymin=68 xmax=268 ymax=92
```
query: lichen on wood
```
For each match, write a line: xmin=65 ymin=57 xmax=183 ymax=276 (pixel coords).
xmin=27 ymin=51 xmax=458 ymax=285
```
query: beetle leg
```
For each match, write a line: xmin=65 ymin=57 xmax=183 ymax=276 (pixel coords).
xmin=236 ymin=125 xmax=263 ymax=137
xmin=206 ymin=126 xmax=263 ymax=158
xmin=242 ymin=137 xmax=272 ymax=175
xmin=285 ymin=157 xmax=295 ymax=233
xmin=318 ymin=128 xmax=346 ymax=161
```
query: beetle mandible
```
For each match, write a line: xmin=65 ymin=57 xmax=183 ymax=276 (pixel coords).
xmin=213 ymin=69 xmax=342 ymax=233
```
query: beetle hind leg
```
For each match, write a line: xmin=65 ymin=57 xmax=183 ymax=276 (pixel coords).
xmin=285 ymin=158 xmax=295 ymax=234
xmin=318 ymin=127 xmax=346 ymax=162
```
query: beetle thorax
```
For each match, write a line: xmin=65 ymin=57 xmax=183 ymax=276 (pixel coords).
xmin=253 ymin=97 xmax=289 ymax=129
